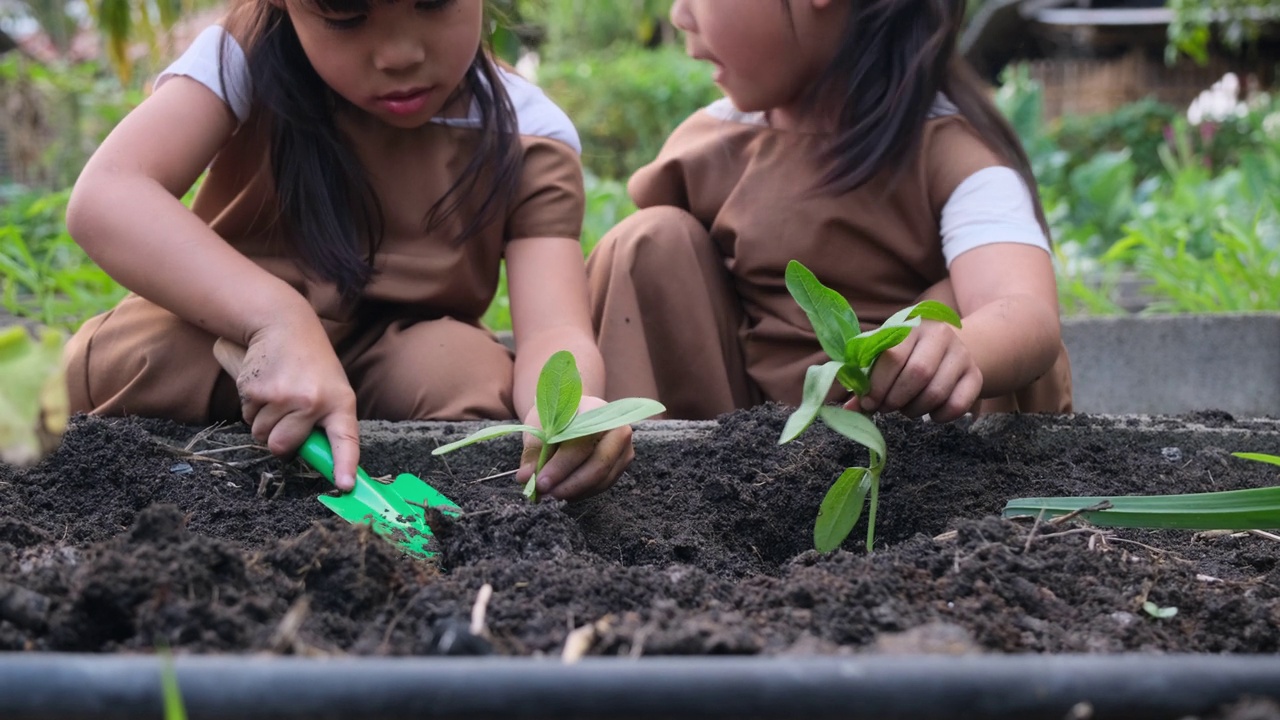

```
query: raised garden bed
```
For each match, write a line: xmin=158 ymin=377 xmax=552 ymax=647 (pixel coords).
xmin=2 ymin=405 xmax=1280 ymax=719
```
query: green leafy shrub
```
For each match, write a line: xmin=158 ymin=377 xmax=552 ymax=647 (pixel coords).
xmin=0 ymin=189 xmax=126 ymax=330
xmin=540 ymin=46 xmax=721 ymax=179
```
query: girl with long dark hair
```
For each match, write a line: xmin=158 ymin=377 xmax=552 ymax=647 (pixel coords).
xmin=589 ymin=0 xmax=1073 ymax=421
xmin=65 ymin=0 xmax=631 ymax=499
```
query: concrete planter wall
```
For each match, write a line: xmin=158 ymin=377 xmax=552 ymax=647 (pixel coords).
xmin=1062 ymin=313 xmax=1280 ymax=417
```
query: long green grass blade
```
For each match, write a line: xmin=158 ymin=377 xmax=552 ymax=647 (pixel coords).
xmin=158 ymin=649 xmax=188 ymax=720
xmin=1002 ymin=486 xmax=1280 ymax=530
xmin=1234 ymin=452 xmax=1280 ymax=467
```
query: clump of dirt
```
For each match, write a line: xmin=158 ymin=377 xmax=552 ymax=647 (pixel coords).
xmin=2 ymin=407 xmax=1279 ymax=661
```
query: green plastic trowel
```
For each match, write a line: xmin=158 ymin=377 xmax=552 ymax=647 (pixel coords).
xmin=211 ymin=338 xmax=460 ymax=559
xmin=297 ymin=429 xmax=460 ymax=558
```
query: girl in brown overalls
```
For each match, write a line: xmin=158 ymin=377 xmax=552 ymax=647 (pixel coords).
xmin=64 ymin=0 xmax=630 ymax=499
xmin=588 ymin=0 xmax=1073 ymax=421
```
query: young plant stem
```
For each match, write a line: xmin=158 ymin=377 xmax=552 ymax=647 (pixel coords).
xmin=865 ymin=470 xmax=881 ymax=553
xmin=527 ymin=441 xmax=555 ymax=500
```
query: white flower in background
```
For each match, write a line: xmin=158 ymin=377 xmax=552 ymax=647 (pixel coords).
xmin=1187 ymin=72 xmax=1247 ymax=125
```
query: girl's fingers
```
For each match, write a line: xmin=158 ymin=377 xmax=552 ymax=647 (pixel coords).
xmin=546 ymin=427 xmax=634 ymax=501
xmin=320 ymin=413 xmax=361 ymax=492
xmin=930 ymin=368 xmax=983 ymax=424
xmin=878 ymin=344 xmax=946 ymax=414
xmin=517 ymin=433 xmax=542 ymax=483
xmin=533 ymin=435 xmax=597 ymax=496
xmin=249 ymin=401 xmax=290 ymax=448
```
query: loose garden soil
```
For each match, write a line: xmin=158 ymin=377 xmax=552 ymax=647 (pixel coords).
xmin=2 ymin=405 xmax=1280 ymax=715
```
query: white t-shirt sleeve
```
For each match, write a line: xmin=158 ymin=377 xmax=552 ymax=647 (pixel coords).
xmin=939 ymin=166 xmax=1050 ymax=266
xmin=154 ymin=25 xmax=252 ymax=124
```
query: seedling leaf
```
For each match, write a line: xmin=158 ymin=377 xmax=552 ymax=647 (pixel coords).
xmin=818 ymin=406 xmax=887 ymax=461
xmin=836 ymin=364 xmax=871 ymax=395
xmin=815 ymin=467 xmax=872 ymax=553
xmin=785 ymin=260 xmax=860 ymax=362
xmin=536 ymin=350 xmax=582 ymax=437
xmin=846 ymin=326 xmax=911 ymax=369
xmin=904 ymin=300 xmax=963 ymax=327
xmin=548 ymin=398 xmax=666 ymax=444
xmin=432 ymin=424 xmax=542 ymax=455
xmin=1142 ymin=601 xmax=1178 ymax=619
xmin=780 ymin=361 xmax=843 ymax=444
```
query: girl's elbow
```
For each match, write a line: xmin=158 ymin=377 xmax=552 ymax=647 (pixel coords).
xmin=64 ymin=179 xmax=97 ymax=246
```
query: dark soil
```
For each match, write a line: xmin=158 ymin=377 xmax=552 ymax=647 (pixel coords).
xmin=3 ymin=405 xmax=1280 ymax=679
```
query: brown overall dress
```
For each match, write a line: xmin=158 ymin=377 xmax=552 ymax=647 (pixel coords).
xmin=587 ymin=104 xmax=1072 ymax=420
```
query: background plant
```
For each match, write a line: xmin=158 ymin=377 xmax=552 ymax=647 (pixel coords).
xmin=778 ymin=260 xmax=962 ymax=553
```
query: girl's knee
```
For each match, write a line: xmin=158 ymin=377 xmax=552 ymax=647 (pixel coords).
xmin=64 ymin=302 xmax=225 ymax=421
xmin=591 ymin=206 xmax=712 ymax=277
xmin=353 ymin=319 xmax=515 ymax=421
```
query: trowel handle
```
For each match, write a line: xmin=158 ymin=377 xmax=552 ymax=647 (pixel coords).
xmin=298 ymin=430 xmax=375 ymax=489
xmin=213 ymin=338 xmax=369 ymax=490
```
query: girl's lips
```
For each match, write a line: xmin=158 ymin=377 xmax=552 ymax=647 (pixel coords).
xmin=376 ymin=88 xmax=431 ymax=116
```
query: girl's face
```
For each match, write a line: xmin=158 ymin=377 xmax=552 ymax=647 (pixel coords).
xmin=669 ymin=0 xmax=847 ymax=129
xmin=284 ymin=0 xmax=483 ymax=128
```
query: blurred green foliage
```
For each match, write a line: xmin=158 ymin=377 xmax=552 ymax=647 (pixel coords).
xmin=997 ymin=64 xmax=1280 ymax=315
xmin=540 ymin=45 xmax=721 ymax=180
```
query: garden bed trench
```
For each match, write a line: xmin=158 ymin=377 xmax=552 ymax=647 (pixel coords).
xmin=2 ymin=406 xmax=1280 ymax=719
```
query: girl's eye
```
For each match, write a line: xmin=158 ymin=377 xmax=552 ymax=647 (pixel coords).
xmin=323 ymin=14 xmax=366 ymax=29
xmin=415 ymin=0 xmax=453 ymax=11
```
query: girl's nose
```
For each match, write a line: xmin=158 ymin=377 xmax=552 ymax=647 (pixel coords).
xmin=669 ymin=0 xmax=695 ymax=33
xmin=374 ymin=36 xmax=426 ymax=72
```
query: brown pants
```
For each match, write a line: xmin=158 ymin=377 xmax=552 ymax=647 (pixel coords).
xmin=64 ymin=294 xmax=517 ymax=424
xmin=587 ymin=207 xmax=1073 ymax=419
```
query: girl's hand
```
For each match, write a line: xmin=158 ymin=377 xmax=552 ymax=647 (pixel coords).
xmin=516 ymin=396 xmax=636 ymax=501
xmin=844 ymin=322 xmax=983 ymax=424
xmin=212 ymin=332 xmax=361 ymax=491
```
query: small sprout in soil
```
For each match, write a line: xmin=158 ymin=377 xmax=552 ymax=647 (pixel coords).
xmin=432 ymin=350 xmax=664 ymax=501
xmin=1003 ymin=451 xmax=1280 ymax=530
xmin=1142 ymin=601 xmax=1178 ymax=619
xmin=778 ymin=260 xmax=962 ymax=554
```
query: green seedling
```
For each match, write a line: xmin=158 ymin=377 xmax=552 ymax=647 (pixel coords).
xmin=432 ymin=350 xmax=665 ymax=501
xmin=778 ymin=260 xmax=962 ymax=553
xmin=1142 ymin=601 xmax=1178 ymax=619
xmin=1002 ymin=451 xmax=1280 ymax=529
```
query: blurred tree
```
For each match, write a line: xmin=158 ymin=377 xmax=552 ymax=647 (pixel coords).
xmin=1168 ymin=0 xmax=1280 ymax=63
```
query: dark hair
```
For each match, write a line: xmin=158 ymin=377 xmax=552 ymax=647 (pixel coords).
xmin=221 ymin=0 xmax=521 ymax=299
xmin=797 ymin=0 xmax=1047 ymax=230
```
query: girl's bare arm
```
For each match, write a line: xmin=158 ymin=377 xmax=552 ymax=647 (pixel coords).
xmin=948 ymin=242 xmax=1063 ymax=397
xmin=66 ymin=76 xmax=360 ymax=488
xmin=67 ymin=77 xmax=320 ymax=344
xmin=506 ymin=236 xmax=632 ymax=500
